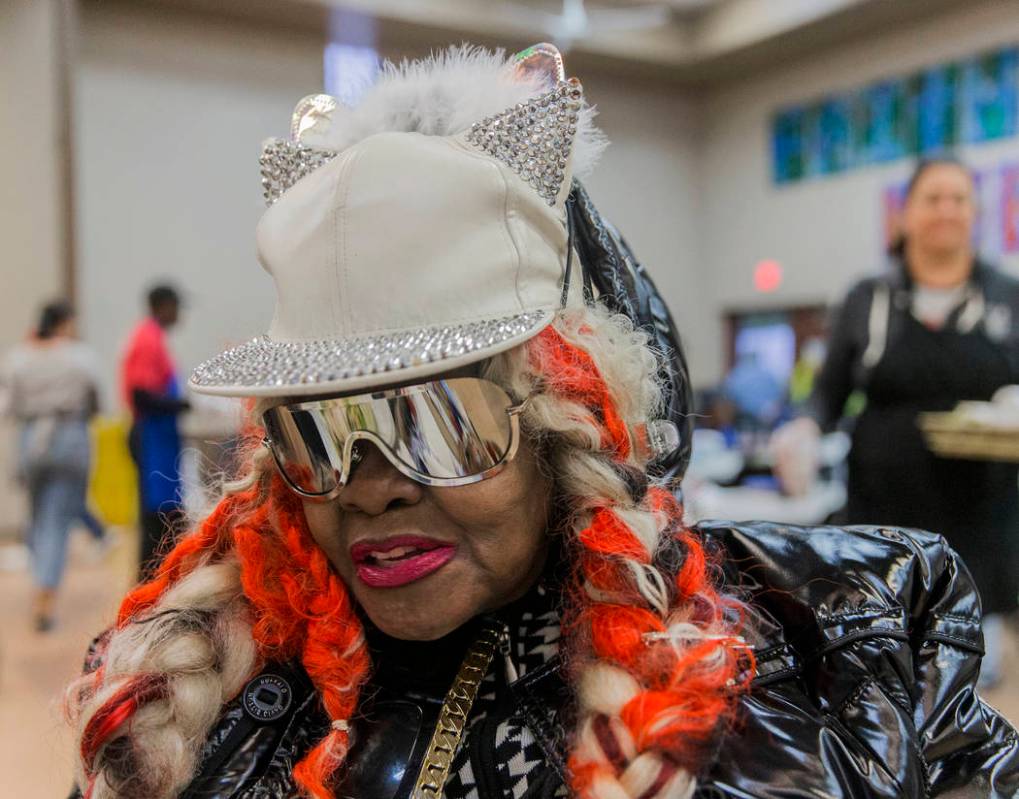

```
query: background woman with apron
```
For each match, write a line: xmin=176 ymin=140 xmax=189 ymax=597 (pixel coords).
xmin=778 ymin=157 xmax=1019 ymax=687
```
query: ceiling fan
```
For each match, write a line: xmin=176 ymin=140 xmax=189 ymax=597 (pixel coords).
xmin=500 ymin=0 xmax=673 ymax=50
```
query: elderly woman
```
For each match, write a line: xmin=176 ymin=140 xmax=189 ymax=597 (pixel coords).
xmin=67 ymin=46 xmax=1018 ymax=799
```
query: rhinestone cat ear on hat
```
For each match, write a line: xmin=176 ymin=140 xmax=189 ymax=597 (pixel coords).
xmin=259 ymin=45 xmax=582 ymax=210
xmin=464 ymin=78 xmax=583 ymax=207
xmin=465 ymin=43 xmax=581 ymax=208
xmin=259 ymin=96 xmax=339 ymax=206
xmin=190 ymin=44 xmax=596 ymax=399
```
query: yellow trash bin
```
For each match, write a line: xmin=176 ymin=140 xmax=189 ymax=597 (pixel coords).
xmin=88 ymin=416 xmax=138 ymax=527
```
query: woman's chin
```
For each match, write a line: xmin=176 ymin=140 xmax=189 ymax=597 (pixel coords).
xmin=923 ymin=233 xmax=968 ymax=255
xmin=364 ymin=605 xmax=464 ymax=641
xmin=350 ymin=578 xmax=471 ymax=640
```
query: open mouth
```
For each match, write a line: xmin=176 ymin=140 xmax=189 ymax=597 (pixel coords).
xmin=361 ymin=545 xmax=431 ymax=565
xmin=350 ymin=536 xmax=457 ymax=588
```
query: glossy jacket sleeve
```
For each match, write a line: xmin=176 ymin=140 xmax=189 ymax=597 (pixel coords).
xmin=695 ymin=521 xmax=1019 ymax=798
xmin=906 ymin=531 xmax=1019 ymax=796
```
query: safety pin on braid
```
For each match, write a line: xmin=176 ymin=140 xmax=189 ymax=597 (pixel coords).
xmin=641 ymin=631 xmax=754 ymax=649
xmin=643 ymin=631 xmax=758 ymax=691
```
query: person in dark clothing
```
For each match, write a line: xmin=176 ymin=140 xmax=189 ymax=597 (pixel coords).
xmin=777 ymin=156 xmax=1019 ymax=686
xmin=66 ymin=53 xmax=1019 ymax=799
xmin=120 ymin=284 xmax=190 ymax=578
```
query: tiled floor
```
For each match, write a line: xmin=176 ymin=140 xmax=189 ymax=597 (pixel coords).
xmin=2 ymin=529 xmax=1019 ymax=798
xmin=0 ymin=529 xmax=134 ymax=798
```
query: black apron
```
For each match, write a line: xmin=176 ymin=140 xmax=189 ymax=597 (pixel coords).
xmin=848 ymin=308 xmax=1019 ymax=615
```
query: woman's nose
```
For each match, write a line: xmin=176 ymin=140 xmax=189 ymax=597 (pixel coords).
xmin=337 ymin=443 xmax=424 ymax=515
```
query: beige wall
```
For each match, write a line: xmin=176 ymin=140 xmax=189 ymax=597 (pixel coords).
xmin=75 ymin=2 xmax=324 ymax=406
xmin=0 ymin=0 xmax=65 ymax=329
xmin=73 ymin=2 xmax=709 ymax=401
xmin=567 ymin=73 xmax=709 ymax=381
xmin=0 ymin=0 xmax=66 ymax=534
xmin=696 ymin=0 xmax=1019 ymax=384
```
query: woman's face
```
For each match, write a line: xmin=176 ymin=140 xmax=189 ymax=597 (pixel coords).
xmin=301 ymin=421 xmax=553 ymax=641
xmin=902 ymin=163 xmax=976 ymax=260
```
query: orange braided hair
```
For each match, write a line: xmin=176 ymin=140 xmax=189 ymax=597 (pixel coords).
xmin=529 ymin=326 xmax=752 ymax=794
xmin=89 ymin=475 xmax=369 ymax=798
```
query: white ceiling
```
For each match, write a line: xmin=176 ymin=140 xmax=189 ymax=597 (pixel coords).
xmin=306 ymin=0 xmax=961 ymax=70
xmin=136 ymin=0 xmax=974 ymax=82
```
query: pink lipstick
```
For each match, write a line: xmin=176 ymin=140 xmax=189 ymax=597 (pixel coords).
xmin=350 ymin=535 xmax=456 ymax=588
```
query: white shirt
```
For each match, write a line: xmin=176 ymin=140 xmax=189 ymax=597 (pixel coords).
xmin=2 ymin=338 xmax=99 ymax=419
xmin=911 ymin=283 xmax=969 ymax=329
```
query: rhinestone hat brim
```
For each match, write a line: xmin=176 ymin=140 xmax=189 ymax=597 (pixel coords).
xmin=189 ymin=310 xmax=551 ymax=397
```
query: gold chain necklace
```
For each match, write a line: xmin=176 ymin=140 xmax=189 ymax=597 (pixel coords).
xmin=411 ymin=621 xmax=503 ymax=798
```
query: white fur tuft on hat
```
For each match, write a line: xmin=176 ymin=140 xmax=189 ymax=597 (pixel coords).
xmin=190 ymin=44 xmax=603 ymax=398
xmin=307 ymin=45 xmax=607 ymax=179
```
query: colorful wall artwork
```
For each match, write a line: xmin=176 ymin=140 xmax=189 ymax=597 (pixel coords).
xmin=774 ymin=45 xmax=1018 ymax=185
xmin=1002 ymin=164 xmax=1019 ymax=253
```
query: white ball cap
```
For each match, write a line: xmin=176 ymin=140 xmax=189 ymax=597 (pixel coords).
xmin=190 ymin=49 xmax=589 ymax=398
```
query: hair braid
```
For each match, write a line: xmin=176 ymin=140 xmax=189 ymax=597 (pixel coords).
xmin=115 ymin=485 xmax=258 ymax=626
xmin=514 ymin=312 xmax=752 ymax=799
xmin=66 ymin=551 xmax=259 ymax=799
xmin=267 ymin=478 xmax=370 ymax=797
xmin=67 ymin=465 xmax=370 ymax=799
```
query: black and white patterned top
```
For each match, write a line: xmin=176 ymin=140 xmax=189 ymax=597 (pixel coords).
xmin=236 ymin=579 xmax=571 ymax=799
xmin=443 ymin=582 xmax=569 ymax=799
xmin=70 ymin=580 xmax=572 ymax=799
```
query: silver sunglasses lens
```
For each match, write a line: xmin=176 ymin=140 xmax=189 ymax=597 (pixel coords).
xmin=263 ymin=407 xmax=342 ymax=495
xmin=264 ymin=378 xmax=517 ymax=493
xmin=383 ymin=379 xmax=514 ymax=478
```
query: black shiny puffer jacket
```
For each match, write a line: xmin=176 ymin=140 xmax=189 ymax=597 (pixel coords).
xmin=72 ymin=522 xmax=1019 ymax=798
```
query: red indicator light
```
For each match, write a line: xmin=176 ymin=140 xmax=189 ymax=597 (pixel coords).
xmin=754 ymin=260 xmax=782 ymax=293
